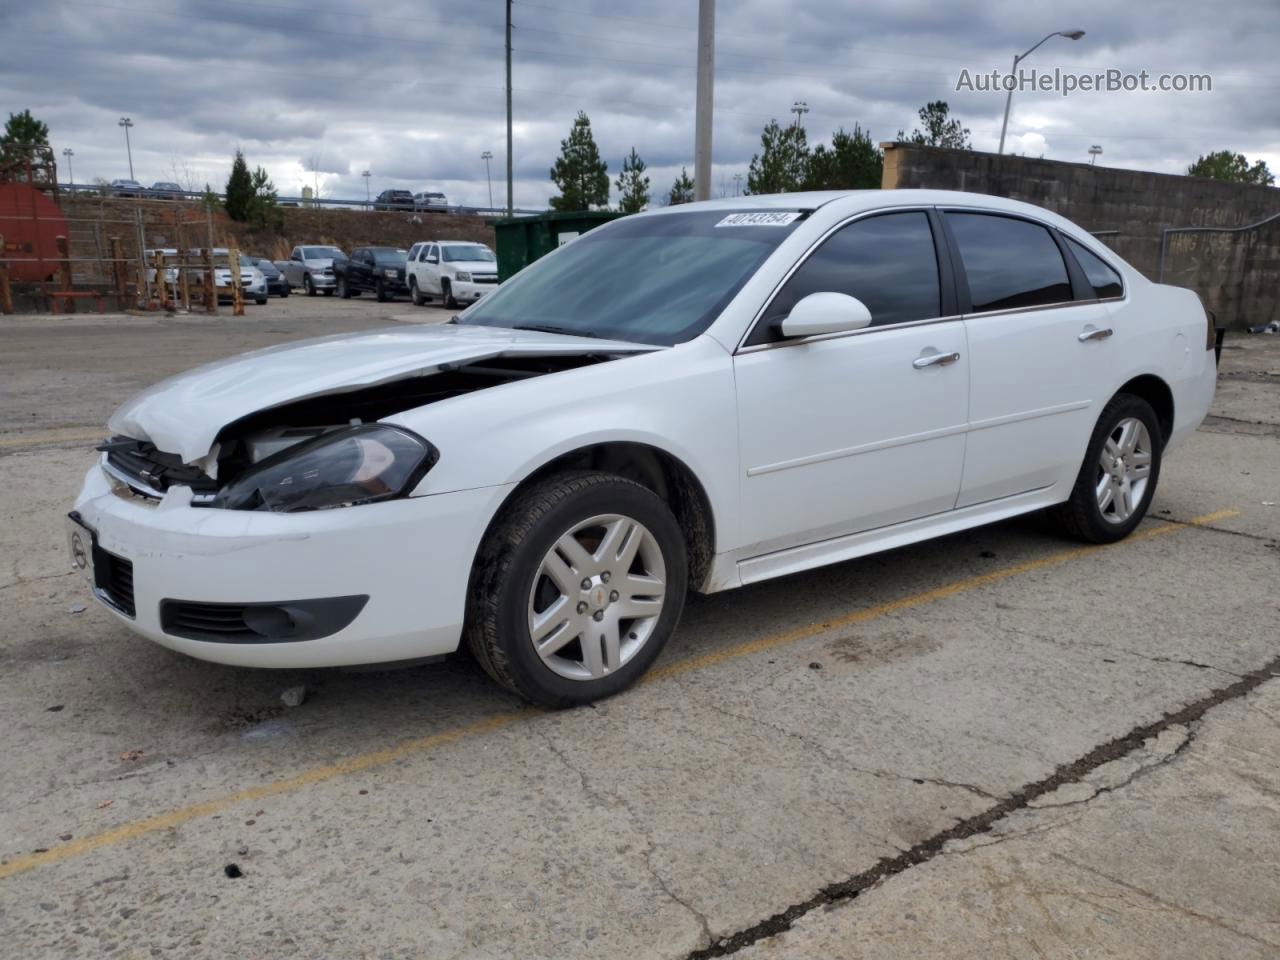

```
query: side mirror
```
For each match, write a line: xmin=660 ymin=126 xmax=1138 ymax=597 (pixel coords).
xmin=775 ymin=292 xmax=872 ymax=339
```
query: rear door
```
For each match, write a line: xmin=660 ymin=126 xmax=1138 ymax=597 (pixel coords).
xmin=733 ymin=209 xmax=969 ymax=557
xmin=945 ymin=210 xmax=1121 ymax=506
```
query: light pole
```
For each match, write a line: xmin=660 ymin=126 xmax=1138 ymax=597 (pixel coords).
xmin=693 ymin=0 xmax=715 ymax=202
xmin=997 ymin=30 xmax=1085 ymax=154
xmin=790 ymin=100 xmax=809 ymax=131
xmin=733 ymin=172 xmax=743 ymax=196
xmin=1088 ymin=144 xmax=1103 ymax=166
xmin=481 ymin=151 xmax=494 ymax=210
xmin=362 ymin=169 xmax=371 ymax=209
xmin=62 ymin=148 xmax=74 ymax=188
xmin=118 ymin=117 xmax=135 ymax=180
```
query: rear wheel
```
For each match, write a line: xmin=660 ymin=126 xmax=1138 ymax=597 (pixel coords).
xmin=1052 ymin=394 xmax=1163 ymax=543
xmin=466 ymin=471 xmax=688 ymax=707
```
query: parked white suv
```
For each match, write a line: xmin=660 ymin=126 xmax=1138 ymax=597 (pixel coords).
xmin=405 ymin=241 xmax=498 ymax=307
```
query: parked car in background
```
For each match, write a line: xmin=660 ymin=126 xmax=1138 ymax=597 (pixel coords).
xmin=187 ymin=249 xmax=267 ymax=305
xmin=335 ymin=246 xmax=410 ymax=301
xmin=405 ymin=240 xmax=498 ymax=307
xmin=149 ymin=182 xmax=184 ymax=200
xmin=276 ymin=245 xmax=346 ymax=296
xmin=414 ymin=191 xmax=449 ymax=211
xmin=143 ymin=248 xmax=180 ymax=287
xmin=110 ymin=178 xmax=144 ymax=197
xmin=373 ymin=189 xmax=415 ymax=212
xmin=240 ymin=255 xmax=290 ymax=297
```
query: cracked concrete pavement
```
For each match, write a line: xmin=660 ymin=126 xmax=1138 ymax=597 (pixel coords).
xmin=1 ymin=302 xmax=1277 ymax=958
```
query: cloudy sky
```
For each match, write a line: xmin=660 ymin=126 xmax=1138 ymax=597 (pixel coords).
xmin=3 ymin=0 xmax=1277 ymax=209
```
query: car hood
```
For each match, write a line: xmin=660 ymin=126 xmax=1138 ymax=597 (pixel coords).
xmin=448 ymin=259 xmax=498 ymax=271
xmin=304 ymin=258 xmax=338 ymax=269
xmin=109 ymin=324 xmax=658 ymax=462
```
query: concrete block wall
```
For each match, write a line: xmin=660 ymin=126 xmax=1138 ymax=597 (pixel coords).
xmin=882 ymin=144 xmax=1279 ymax=330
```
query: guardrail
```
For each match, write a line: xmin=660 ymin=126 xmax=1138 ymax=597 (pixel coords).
xmin=55 ymin=183 xmax=542 ymax=218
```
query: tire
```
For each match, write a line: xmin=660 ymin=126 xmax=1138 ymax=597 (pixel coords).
xmin=1051 ymin=394 xmax=1163 ymax=544
xmin=255 ymin=296 xmax=267 ymax=305
xmin=410 ymin=277 xmax=425 ymax=307
xmin=304 ymin=275 xmax=316 ymax=296
xmin=280 ymin=285 xmax=290 ymax=298
xmin=338 ymin=276 xmax=351 ymax=299
xmin=322 ymin=288 xmax=333 ymax=297
xmin=442 ymin=278 xmax=458 ymax=310
xmin=376 ymin=279 xmax=389 ymax=303
xmin=466 ymin=471 xmax=688 ymax=708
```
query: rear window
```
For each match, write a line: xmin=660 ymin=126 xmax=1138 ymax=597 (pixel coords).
xmin=947 ymin=213 xmax=1072 ymax=312
xmin=1065 ymin=236 xmax=1124 ymax=299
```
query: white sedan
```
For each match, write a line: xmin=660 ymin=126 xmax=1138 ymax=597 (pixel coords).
xmin=68 ymin=190 xmax=1217 ymax=706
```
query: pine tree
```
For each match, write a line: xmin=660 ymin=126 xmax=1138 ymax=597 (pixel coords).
xmin=615 ymin=147 xmax=650 ymax=213
xmin=668 ymin=167 xmax=695 ymax=205
xmin=247 ymin=166 xmax=282 ymax=231
xmin=549 ymin=111 xmax=609 ymax=211
xmin=224 ymin=150 xmax=254 ymax=221
xmin=1 ymin=109 xmax=50 ymax=167
xmin=804 ymin=125 xmax=883 ymax=190
xmin=898 ymin=101 xmax=971 ymax=149
xmin=746 ymin=119 xmax=809 ymax=194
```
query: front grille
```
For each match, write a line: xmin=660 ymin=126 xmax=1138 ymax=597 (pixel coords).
xmin=94 ymin=545 xmax=135 ymax=617
xmin=472 ymin=274 xmax=498 ymax=284
xmin=101 ymin=437 xmax=218 ymax=502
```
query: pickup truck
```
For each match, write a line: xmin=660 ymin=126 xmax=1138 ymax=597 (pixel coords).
xmin=373 ymin=190 xmax=415 ymax=211
xmin=275 ymin=245 xmax=347 ymax=296
xmin=334 ymin=246 xmax=410 ymax=301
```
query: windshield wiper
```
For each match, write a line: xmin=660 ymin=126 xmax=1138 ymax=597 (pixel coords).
xmin=510 ymin=323 xmax=603 ymax=339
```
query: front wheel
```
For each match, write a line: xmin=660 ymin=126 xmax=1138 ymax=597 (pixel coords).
xmin=1052 ymin=394 xmax=1163 ymax=543
xmin=410 ymin=278 xmax=425 ymax=306
xmin=442 ymin=278 xmax=458 ymax=310
xmin=280 ymin=285 xmax=290 ymax=298
xmin=338 ymin=276 xmax=350 ymax=298
xmin=304 ymin=275 xmax=316 ymax=296
xmin=376 ymin=279 xmax=390 ymax=302
xmin=466 ymin=471 xmax=688 ymax=707
xmin=255 ymin=296 xmax=267 ymax=305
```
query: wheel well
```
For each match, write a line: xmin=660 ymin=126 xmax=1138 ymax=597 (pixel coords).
xmin=1116 ymin=375 xmax=1174 ymax=441
xmin=504 ymin=442 xmax=716 ymax=591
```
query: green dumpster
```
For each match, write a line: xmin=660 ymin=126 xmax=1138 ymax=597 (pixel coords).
xmin=487 ymin=210 xmax=626 ymax=282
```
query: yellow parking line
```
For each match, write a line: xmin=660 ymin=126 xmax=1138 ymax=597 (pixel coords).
xmin=0 ymin=508 xmax=1238 ymax=881
xmin=0 ymin=427 xmax=103 ymax=450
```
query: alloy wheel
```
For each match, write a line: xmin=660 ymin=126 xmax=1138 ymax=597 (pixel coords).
xmin=1095 ymin=417 xmax=1153 ymax=524
xmin=527 ymin=514 xmax=666 ymax=681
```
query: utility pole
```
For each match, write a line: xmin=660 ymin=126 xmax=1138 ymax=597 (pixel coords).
xmin=733 ymin=172 xmax=743 ymax=196
xmin=62 ymin=148 xmax=74 ymax=188
xmin=481 ymin=151 xmax=494 ymax=210
xmin=693 ymin=0 xmax=715 ymax=202
xmin=362 ymin=169 xmax=371 ymax=209
xmin=505 ymin=0 xmax=514 ymax=216
xmin=118 ymin=117 xmax=135 ymax=180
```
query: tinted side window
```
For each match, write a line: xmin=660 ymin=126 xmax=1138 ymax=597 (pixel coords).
xmin=1064 ymin=236 xmax=1123 ymax=299
xmin=947 ymin=213 xmax=1072 ymax=312
xmin=764 ymin=211 xmax=940 ymax=330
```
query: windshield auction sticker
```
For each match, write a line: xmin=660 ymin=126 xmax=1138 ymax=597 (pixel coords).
xmin=715 ymin=212 xmax=802 ymax=227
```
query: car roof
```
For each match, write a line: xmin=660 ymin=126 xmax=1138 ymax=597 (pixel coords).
xmin=636 ymin=189 xmax=1085 ymax=231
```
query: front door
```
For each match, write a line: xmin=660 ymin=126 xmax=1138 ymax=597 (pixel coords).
xmin=734 ymin=210 xmax=969 ymax=557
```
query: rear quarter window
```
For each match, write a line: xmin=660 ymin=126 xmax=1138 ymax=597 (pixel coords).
xmin=1064 ymin=236 xmax=1124 ymax=299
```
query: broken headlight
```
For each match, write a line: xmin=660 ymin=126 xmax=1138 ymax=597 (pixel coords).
xmin=213 ymin=424 xmax=437 ymax=513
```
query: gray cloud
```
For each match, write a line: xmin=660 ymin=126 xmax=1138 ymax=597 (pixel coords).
xmin=2 ymin=0 xmax=1276 ymax=208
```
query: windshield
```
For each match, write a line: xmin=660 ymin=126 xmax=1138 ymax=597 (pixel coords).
xmin=442 ymin=245 xmax=495 ymax=263
xmin=458 ymin=210 xmax=803 ymax=345
xmin=372 ymin=248 xmax=407 ymax=264
xmin=303 ymin=246 xmax=344 ymax=259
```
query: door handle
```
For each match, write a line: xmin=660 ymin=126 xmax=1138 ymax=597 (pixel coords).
xmin=1078 ymin=327 xmax=1114 ymax=342
xmin=913 ymin=351 xmax=961 ymax=369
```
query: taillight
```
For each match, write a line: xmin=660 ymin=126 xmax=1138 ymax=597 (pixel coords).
xmin=1205 ymin=308 xmax=1216 ymax=351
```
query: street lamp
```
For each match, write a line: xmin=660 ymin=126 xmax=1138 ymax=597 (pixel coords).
xmin=481 ymin=151 xmax=494 ymax=211
xmin=62 ymin=148 xmax=74 ymax=188
xmin=997 ymin=29 xmax=1085 ymax=154
xmin=118 ymin=117 xmax=135 ymax=180
xmin=1088 ymin=144 xmax=1103 ymax=166
xmin=733 ymin=172 xmax=743 ymax=196
xmin=362 ymin=169 xmax=371 ymax=209
xmin=790 ymin=100 xmax=809 ymax=130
